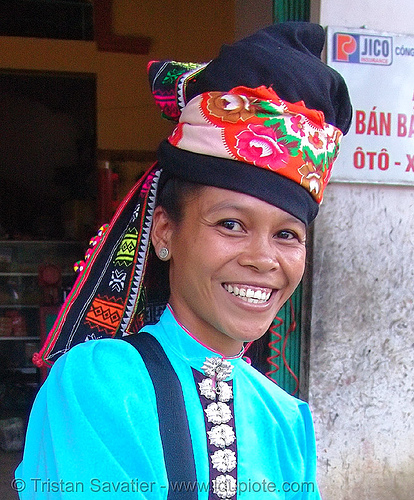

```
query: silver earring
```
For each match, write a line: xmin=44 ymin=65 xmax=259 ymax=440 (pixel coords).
xmin=158 ymin=247 xmax=169 ymax=260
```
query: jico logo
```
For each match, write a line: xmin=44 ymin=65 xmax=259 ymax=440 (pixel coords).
xmin=333 ymin=33 xmax=393 ymax=65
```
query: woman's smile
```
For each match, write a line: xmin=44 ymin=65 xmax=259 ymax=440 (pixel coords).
xmin=222 ymin=283 xmax=272 ymax=304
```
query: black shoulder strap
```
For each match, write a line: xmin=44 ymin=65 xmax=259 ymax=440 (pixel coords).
xmin=123 ymin=333 xmax=197 ymax=499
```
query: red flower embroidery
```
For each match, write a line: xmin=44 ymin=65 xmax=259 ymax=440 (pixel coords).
xmin=308 ymin=131 xmax=324 ymax=149
xmin=235 ymin=124 xmax=293 ymax=170
xmin=290 ymin=115 xmax=306 ymax=137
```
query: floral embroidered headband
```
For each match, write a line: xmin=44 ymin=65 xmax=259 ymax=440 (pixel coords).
xmin=157 ymin=85 xmax=343 ymax=224
xmin=173 ymin=85 xmax=341 ymax=203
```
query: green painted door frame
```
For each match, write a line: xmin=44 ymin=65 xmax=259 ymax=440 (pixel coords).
xmin=273 ymin=0 xmax=310 ymax=22
xmin=264 ymin=1 xmax=311 ymax=397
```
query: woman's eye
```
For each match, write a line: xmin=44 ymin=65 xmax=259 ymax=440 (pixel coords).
xmin=220 ymin=220 xmax=243 ymax=231
xmin=276 ymin=230 xmax=297 ymax=240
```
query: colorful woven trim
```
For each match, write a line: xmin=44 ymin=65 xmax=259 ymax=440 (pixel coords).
xmin=148 ymin=60 xmax=208 ymax=121
xmin=33 ymin=165 xmax=162 ymax=367
xmin=169 ymin=86 xmax=342 ymax=204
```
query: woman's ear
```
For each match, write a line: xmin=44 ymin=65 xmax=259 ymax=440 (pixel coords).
xmin=151 ymin=206 xmax=174 ymax=259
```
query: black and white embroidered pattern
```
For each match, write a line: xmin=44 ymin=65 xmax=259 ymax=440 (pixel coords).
xmin=193 ymin=357 xmax=237 ymax=499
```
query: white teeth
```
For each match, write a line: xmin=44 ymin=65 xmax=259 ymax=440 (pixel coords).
xmin=223 ymin=284 xmax=272 ymax=304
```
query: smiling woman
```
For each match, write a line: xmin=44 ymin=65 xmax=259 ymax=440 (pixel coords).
xmin=152 ymin=187 xmax=306 ymax=355
xmin=16 ymin=22 xmax=352 ymax=500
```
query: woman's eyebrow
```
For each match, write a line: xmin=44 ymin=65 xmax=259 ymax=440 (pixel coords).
xmin=205 ymin=203 xmax=304 ymax=227
xmin=205 ymin=202 xmax=247 ymax=214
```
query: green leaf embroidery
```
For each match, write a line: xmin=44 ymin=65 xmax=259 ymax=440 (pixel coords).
xmin=256 ymin=101 xmax=284 ymax=125
xmin=302 ymin=146 xmax=328 ymax=172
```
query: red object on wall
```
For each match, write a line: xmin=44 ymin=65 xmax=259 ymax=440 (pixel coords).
xmin=97 ymin=162 xmax=119 ymax=227
xmin=38 ymin=264 xmax=62 ymax=306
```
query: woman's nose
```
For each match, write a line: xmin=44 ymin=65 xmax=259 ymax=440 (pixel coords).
xmin=237 ymin=237 xmax=280 ymax=273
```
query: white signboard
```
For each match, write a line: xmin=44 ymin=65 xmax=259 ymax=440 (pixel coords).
xmin=327 ymin=26 xmax=414 ymax=185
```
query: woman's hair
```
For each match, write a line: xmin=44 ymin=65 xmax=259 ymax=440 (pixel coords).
xmin=156 ymin=176 xmax=204 ymax=225
xmin=144 ymin=176 xmax=204 ymax=308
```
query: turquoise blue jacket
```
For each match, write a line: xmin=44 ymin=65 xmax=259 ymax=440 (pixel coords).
xmin=16 ymin=307 xmax=321 ymax=499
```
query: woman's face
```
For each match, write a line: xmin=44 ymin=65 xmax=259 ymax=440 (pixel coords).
xmin=152 ymin=186 xmax=307 ymax=356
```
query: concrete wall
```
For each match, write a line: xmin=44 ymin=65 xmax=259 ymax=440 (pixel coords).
xmin=310 ymin=2 xmax=414 ymax=499
xmin=310 ymin=184 xmax=414 ymax=499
